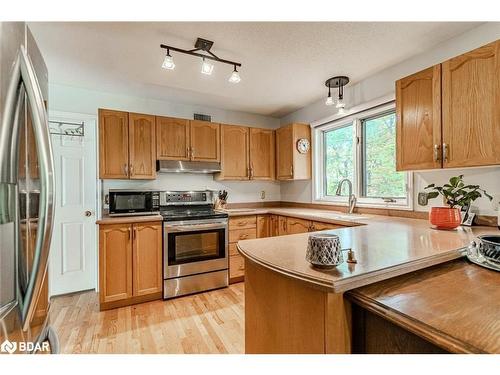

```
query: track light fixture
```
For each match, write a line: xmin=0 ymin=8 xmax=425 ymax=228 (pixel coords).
xmin=160 ymin=37 xmax=242 ymax=83
xmin=325 ymin=76 xmax=349 ymax=113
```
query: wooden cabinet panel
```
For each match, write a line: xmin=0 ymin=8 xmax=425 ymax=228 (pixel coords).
xmin=229 ymin=243 xmax=240 ymax=256
xmin=269 ymin=215 xmax=280 ymax=237
xmin=156 ymin=116 xmax=190 ymax=160
xmin=219 ymin=125 xmax=249 ymax=180
xmin=229 ymin=254 xmax=245 ymax=279
xmin=99 ymin=109 xmax=129 ymax=179
xmin=396 ymin=65 xmax=442 ymax=171
xmin=257 ymin=215 xmax=270 ymax=238
xmin=249 ymin=128 xmax=275 ymax=180
xmin=99 ymin=224 xmax=133 ymax=303
xmin=132 ymin=222 xmax=162 ymax=297
xmin=229 ymin=228 xmax=257 ymax=243
xmin=278 ymin=216 xmax=288 ymax=236
xmin=229 ymin=215 xmax=257 ymax=230
xmin=276 ymin=126 xmax=294 ymax=180
xmin=128 ymin=113 xmax=156 ymax=179
xmin=286 ymin=217 xmax=312 ymax=234
xmin=311 ymin=221 xmax=343 ymax=231
xmin=190 ymin=120 xmax=220 ymax=162
xmin=442 ymin=40 xmax=500 ymax=168
xmin=276 ymin=123 xmax=311 ymax=180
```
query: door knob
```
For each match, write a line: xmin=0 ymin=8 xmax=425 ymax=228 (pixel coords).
xmin=84 ymin=210 xmax=92 ymax=217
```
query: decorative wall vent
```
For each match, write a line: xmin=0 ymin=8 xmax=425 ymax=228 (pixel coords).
xmin=194 ymin=113 xmax=212 ymax=122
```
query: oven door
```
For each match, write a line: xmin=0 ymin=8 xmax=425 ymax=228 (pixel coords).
xmin=109 ymin=191 xmax=152 ymax=215
xmin=164 ymin=219 xmax=228 ymax=279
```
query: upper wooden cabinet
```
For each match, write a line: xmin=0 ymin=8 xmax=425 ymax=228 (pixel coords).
xmin=249 ymin=128 xmax=275 ymax=180
xmin=396 ymin=40 xmax=500 ymax=170
xmin=396 ymin=65 xmax=442 ymax=171
xmin=190 ymin=120 xmax=220 ymax=162
xmin=276 ymin=123 xmax=311 ymax=180
xmin=217 ymin=125 xmax=276 ymax=181
xmin=156 ymin=116 xmax=190 ymax=160
xmin=219 ymin=125 xmax=250 ymax=180
xmin=129 ymin=113 xmax=156 ymax=179
xmin=441 ymin=40 xmax=500 ymax=168
xmin=99 ymin=109 xmax=129 ymax=179
xmin=99 ymin=109 xmax=156 ymax=179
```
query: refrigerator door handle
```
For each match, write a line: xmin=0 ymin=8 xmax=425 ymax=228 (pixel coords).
xmin=17 ymin=45 xmax=55 ymax=331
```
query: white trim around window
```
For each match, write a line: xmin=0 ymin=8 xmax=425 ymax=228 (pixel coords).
xmin=312 ymin=102 xmax=414 ymax=211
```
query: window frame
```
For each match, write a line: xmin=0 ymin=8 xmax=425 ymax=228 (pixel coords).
xmin=313 ymin=102 xmax=413 ymax=210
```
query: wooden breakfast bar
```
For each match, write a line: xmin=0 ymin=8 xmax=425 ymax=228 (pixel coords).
xmin=237 ymin=215 xmax=499 ymax=354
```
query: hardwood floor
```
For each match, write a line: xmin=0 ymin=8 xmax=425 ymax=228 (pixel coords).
xmin=50 ymin=283 xmax=245 ymax=354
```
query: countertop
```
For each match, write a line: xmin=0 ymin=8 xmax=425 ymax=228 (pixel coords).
xmin=347 ymin=259 xmax=500 ymax=354
xmin=96 ymin=214 xmax=163 ymax=224
xmin=237 ymin=214 xmax=498 ymax=292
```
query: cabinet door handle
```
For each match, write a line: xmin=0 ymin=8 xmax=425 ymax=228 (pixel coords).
xmin=433 ymin=144 xmax=441 ymax=162
xmin=250 ymin=163 xmax=254 ymax=179
xmin=124 ymin=163 xmax=128 ymax=176
xmin=442 ymin=143 xmax=448 ymax=162
xmin=191 ymin=148 xmax=195 ymax=159
xmin=290 ymin=165 xmax=293 ymax=177
xmin=186 ymin=147 xmax=190 ymax=158
xmin=129 ymin=164 xmax=134 ymax=176
xmin=128 ymin=228 xmax=131 ymax=240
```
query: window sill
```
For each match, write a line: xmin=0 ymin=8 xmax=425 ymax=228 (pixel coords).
xmin=313 ymin=198 xmax=413 ymax=211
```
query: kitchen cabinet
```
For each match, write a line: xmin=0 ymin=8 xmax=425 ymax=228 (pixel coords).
xmin=286 ymin=217 xmax=312 ymax=234
xmin=218 ymin=125 xmax=249 ymax=180
xmin=269 ymin=215 xmax=280 ymax=237
xmin=278 ymin=215 xmax=288 ymax=236
xmin=99 ymin=109 xmax=156 ymax=179
xmin=228 ymin=215 xmax=257 ymax=284
xmin=156 ymin=116 xmax=190 ymax=160
xmin=396 ymin=65 xmax=442 ymax=171
xmin=99 ymin=223 xmax=133 ymax=304
xmin=249 ymin=128 xmax=275 ymax=180
xmin=132 ymin=222 xmax=163 ymax=297
xmin=98 ymin=109 xmax=129 ymax=179
xmin=395 ymin=40 xmax=500 ymax=171
xmin=190 ymin=120 xmax=220 ymax=162
xmin=128 ymin=113 xmax=156 ymax=179
xmin=99 ymin=221 xmax=162 ymax=309
xmin=257 ymin=215 xmax=270 ymax=238
xmin=441 ymin=40 xmax=500 ymax=168
xmin=310 ymin=221 xmax=343 ymax=231
xmin=276 ymin=123 xmax=311 ymax=180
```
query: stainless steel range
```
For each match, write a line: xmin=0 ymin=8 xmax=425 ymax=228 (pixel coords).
xmin=161 ymin=190 xmax=229 ymax=299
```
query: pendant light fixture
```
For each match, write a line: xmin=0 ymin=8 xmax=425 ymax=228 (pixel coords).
xmin=160 ymin=37 xmax=242 ymax=83
xmin=324 ymin=76 xmax=349 ymax=113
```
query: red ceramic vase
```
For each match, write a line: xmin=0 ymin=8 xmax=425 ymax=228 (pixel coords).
xmin=429 ymin=207 xmax=461 ymax=229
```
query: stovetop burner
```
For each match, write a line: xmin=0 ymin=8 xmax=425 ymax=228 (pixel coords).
xmin=160 ymin=205 xmax=228 ymax=222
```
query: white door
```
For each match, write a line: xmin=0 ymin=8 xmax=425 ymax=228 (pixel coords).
xmin=49 ymin=112 xmax=98 ymax=296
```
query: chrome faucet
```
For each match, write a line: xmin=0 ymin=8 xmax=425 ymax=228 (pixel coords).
xmin=335 ymin=178 xmax=356 ymax=214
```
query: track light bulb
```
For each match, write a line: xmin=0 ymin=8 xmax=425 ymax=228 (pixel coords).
xmin=201 ymin=59 xmax=214 ymax=75
xmin=228 ymin=67 xmax=241 ymax=83
xmin=162 ymin=53 xmax=175 ymax=70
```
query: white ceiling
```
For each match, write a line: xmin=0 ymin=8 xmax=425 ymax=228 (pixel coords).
xmin=29 ymin=22 xmax=482 ymax=118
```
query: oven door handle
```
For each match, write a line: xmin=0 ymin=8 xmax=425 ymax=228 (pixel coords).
xmin=165 ymin=223 xmax=227 ymax=232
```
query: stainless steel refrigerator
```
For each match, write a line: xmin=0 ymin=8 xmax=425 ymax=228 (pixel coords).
xmin=0 ymin=22 xmax=58 ymax=354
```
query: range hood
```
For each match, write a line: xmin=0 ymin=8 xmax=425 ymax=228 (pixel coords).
xmin=157 ymin=160 xmax=221 ymax=174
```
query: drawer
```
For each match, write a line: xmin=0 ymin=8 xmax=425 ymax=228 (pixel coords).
xmin=229 ymin=254 xmax=245 ymax=278
xmin=229 ymin=215 xmax=257 ymax=230
xmin=229 ymin=243 xmax=240 ymax=256
xmin=229 ymin=228 xmax=256 ymax=243
xmin=311 ymin=221 xmax=344 ymax=231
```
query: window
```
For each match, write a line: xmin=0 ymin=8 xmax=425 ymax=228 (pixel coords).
xmin=314 ymin=103 xmax=412 ymax=209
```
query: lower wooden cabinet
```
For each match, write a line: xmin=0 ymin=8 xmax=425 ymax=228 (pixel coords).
xmin=286 ymin=217 xmax=312 ymax=234
xmin=99 ymin=221 xmax=162 ymax=309
xmin=257 ymin=215 xmax=270 ymax=238
xmin=310 ymin=221 xmax=344 ymax=231
xmin=278 ymin=216 xmax=288 ymax=236
xmin=269 ymin=215 xmax=280 ymax=237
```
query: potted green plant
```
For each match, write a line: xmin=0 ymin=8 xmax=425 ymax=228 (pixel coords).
xmin=425 ymin=175 xmax=492 ymax=229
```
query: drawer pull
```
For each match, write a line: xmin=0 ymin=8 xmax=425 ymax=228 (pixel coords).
xmin=240 ymin=234 xmax=248 ymax=239
xmin=237 ymin=221 xmax=247 ymax=226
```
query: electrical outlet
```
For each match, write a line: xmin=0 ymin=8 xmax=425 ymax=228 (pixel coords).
xmin=418 ymin=192 xmax=428 ymax=206
xmin=260 ymin=190 xmax=266 ymax=200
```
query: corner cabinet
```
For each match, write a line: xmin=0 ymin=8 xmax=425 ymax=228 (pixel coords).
xmin=99 ymin=221 xmax=162 ymax=310
xmin=99 ymin=109 xmax=156 ymax=179
xmin=276 ymin=123 xmax=311 ymax=180
xmin=396 ymin=39 xmax=500 ymax=170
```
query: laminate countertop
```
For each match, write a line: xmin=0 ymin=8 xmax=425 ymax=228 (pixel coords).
xmin=237 ymin=214 xmax=499 ymax=292
xmin=347 ymin=259 xmax=500 ymax=354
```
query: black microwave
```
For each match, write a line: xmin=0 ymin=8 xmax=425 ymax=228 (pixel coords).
xmin=108 ymin=190 xmax=160 ymax=216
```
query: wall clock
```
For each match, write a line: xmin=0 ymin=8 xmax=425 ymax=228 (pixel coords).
xmin=296 ymin=138 xmax=310 ymax=154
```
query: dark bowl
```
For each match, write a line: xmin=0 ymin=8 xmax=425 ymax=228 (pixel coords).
xmin=478 ymin=235 xmax=500 ymax=264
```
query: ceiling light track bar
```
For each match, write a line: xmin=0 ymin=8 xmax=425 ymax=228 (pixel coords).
xmin=160 ymin=44 xmax=242 ymax=68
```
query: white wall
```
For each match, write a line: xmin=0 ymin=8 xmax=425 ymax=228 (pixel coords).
xmin=48 ymin=83 xmax=281 ymax=207
xmin=279 ymin=23 xmax=500 ymax=215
